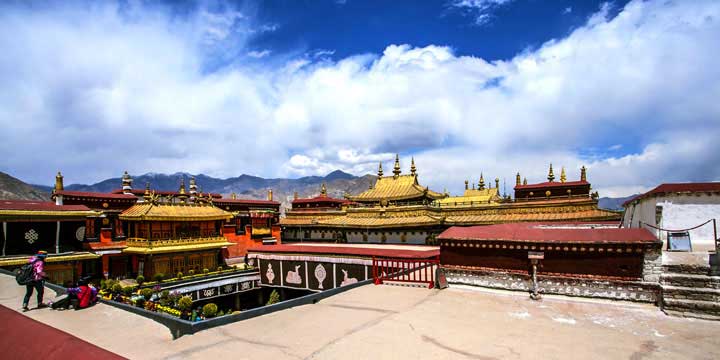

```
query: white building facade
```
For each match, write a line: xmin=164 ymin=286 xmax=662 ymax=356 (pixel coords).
xmin=622 ymin=183 xmax=720 ymax=250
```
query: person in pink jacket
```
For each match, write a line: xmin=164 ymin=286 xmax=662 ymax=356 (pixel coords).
xmin=22 ymin=250 xmax=47 ymax=311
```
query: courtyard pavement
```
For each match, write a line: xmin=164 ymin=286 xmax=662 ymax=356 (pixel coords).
xmin=1 ymin=274 xmax=719 ymax=359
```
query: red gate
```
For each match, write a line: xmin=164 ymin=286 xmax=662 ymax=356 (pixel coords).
xmin=372 ymin=257 xmax=439 ymax=289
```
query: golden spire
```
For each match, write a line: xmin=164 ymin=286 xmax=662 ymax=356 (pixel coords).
xmin=231 ymin=192 xmax=237 ymax=200
xmin=516 ymin=172 xmax=521 ymax=186
xmin=54 ymin=171 xmax=64 ymax=192
xmin=547 ymin=163 xmax=555 ymax=182
xmin=478 ymin=173 xmax=485 ymax=190
xmin=377 ymin=162 xmax=383 ymax=177
xmin=178 ymin=178 xmax=186 ymax=195
xmin=560 ymin=167 xmax=567 ymax=183
xmin=495 ymin=178 xmax=500 ymax=190
xmin=293 ymin=191 xmax=298 ymax=200
xmin=320 ymin=182 xmax=327 ymax=196
xmin=267 ymin=189 xmax=273 ymax=201
xmin=464 ymin=180 xmax=468 ymax=190
xmin=523 ymin=177 xmax=527 ymax=185
xmin=410 ymin=157 xmax=417 ymax=176
xmin=143 ymin=182 xmax=151 ymax=201
xmin=580 ymin=165 xmax=587 ymax=182
xmin=393 ymin=154 xmax=401 ymax=177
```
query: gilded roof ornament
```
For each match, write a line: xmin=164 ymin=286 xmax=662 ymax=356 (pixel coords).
xmin=410 ymin=157 xmax=417 ymax=176
xmin=231 ymin=192 xmax=237 ymax=200
xmin=321 ymin=182 xmax=327 ymax=196
xmin=495 ymin=178 xmax=500 ymax=190
xmin=121 ymin=171 xmax=133 ymax=194
xmin=54 ymin=171 xmax=64 ymax=192
xmin=393 ymin=154 xmax=401 ymax=177
xmin=377 ymin=162 xmax=384 ymax=178
xmin=478 ymin=173 xmax=485 ymax=190
xmin=581 ymin=165 xmax=587 ymax=182
xmin=516 ymin=172 xmax=521 ymax=187
xmin=464 ymin=180 xmax=468 ymax=190
xmin=523 ymin=177 xmax=528 ymax=185
xmin=560 ymin=167 xmax=567 ymax=183
xmin=547 ymin=163 xmax=555 ymax=182
xmin=143 ymin=183 xmax=151 ymax=202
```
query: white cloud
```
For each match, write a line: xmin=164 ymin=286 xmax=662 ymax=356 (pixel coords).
xmin=1 ymin=0 xmax=719 ymax=199
xmin=449 ymin=0 xmax=515 ymax=26
xmin=247 ymin=50 xmax=271 ymax=58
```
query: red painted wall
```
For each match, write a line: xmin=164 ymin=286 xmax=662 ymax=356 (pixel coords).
xmin=222 ymin=224 xmax=282 ymax=259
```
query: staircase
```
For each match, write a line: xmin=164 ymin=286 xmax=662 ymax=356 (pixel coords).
xmin=660 ymin=255 xmax=720 ymax=321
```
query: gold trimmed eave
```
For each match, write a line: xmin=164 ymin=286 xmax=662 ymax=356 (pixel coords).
xmin=0 ymin=252 xmax=100 ymax=267
xmin=123 ymin=242 xmax=235 ymax=255
xmin=119 ymin=203 xmax=233 ymax=222
xmin=444 ymin=209 xmax=621 ymax=225
xmin=317 ymin=215 xmax=443 ymax=229
xmin=122 ymin=236 xmax=234 ymax=255
xmin=0 ymin=209 xmax=100 ymax=220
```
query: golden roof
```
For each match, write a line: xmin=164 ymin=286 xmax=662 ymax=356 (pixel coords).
xmin=347 ymin=174 xmax=445 ymax=202
xmin=119 ymin=203 xmax=233 ymax=222
xmin=438 ymin=188 xmax=501 ymax=205
xmin=0 ymin=252 xmax=100 ymax=267
xmin=444 ymin=208 xmax=621 ymax=225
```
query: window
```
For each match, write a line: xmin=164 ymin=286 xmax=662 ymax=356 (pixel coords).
xmin=171 ymin=257 xmax=185 ymax=274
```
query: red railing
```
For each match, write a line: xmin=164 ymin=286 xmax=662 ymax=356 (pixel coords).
xmin=372 ymin=257 xmax=440 ymax=289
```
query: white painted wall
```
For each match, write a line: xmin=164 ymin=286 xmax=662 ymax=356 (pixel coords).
xmin=623 ymin=193 xmax=720 ymax=248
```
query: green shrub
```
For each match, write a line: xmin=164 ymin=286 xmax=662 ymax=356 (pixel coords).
xmin=140 ymin=288 xmax=154 ymax=300
xmin=122 ymin=286 xmax=135 ymax=297
xmin=153 ymin=273 xmax=164 ymax=282
xmin=217 ymin=310 xmax=225 ymax=317
xmin=266 ymin=290 xmax=280 ymax=306
xmin=176 ymin=272 xmax=183 ymax=279
xmin=202 ymin=268 xmax=209 ymax=274
xmin=202 ymin=303 xmax=218 ymax=318
xmin=188 ymin=269 xmax=195 ymax=276
xmin=100 ymin=279 xmax=107 ymax=290
xmin=160 ymin=290 xmax=170 ymax=300
xmin=216 ymin=266 xmax=223 ymax=272
xmin=111 ymin=283 xmax=123 ymax=294
xmin=177 ymin=296 xmax=193 ymax=311
xmin=136 ymin=275 xmax=145 ymax=285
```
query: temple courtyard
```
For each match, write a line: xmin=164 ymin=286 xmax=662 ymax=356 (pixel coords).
xmin=1 ymin=274 xmax=719 ymax=360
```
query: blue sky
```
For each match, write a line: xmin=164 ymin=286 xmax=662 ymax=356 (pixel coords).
xmin=1 ymin=0 xmax=719 ymax=197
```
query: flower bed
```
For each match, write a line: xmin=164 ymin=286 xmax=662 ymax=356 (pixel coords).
xmin=98 ymin=279 xmax=235 ymax=321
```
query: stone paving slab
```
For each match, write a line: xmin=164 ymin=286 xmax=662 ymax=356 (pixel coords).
xmin=2 ymin=274 xmax=720 ymax=359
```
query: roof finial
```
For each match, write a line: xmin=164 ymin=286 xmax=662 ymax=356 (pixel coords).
xmin=523 ymin=177 xmax=527 ymax=185
xmin=231 ymin=192 xmax=237 ymax=200
xmin=464 ymin=180 xmax=468 ymax=190
xmin=143 ymin=182 xmax=151 ymax=202
xmin=377 ymin=162 xmax=384 ymax=178
xmin=410 ymin=157 xmax=417 ymax=176
xmin=121 ymin=171 xmax=133 ymax=194
xmin=580 ymin=165 xmax=587 ymax=182
xmin=495 ymin=177 xmax=500 ymax=190
xmin=178 ymin=178 xmax=187 ymax=203
xmin=516 ymin=172 xmax=521 ymax=187
xmin=293 ymin=191 xmax=298 ymax=200
xmin=560 ymin=167 xmax=567 ymax=183
xmin=547 ymin=163 xmax=555 ymax=182
xmin=393 ymin=154 xmax=401 ymax=177
xmin=267 ymin=189 xmax=273 ymax=201
xmin=54 ymin=171 xmax=64 ymax=192
xmin=320 ymin=182 xmax=327 ymax=196
xmin=478 ymin=173 xmax=485 ymax=190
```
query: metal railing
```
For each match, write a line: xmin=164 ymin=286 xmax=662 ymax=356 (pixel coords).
xmin=372 ymin=257 xmax=439 ymax=289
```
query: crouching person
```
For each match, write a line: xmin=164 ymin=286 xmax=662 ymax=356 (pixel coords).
xmin=66 ymin=278 xmax=98 ymax=310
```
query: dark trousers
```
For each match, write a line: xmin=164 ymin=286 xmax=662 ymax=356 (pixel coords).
xmin=23 ymin=280 xmax=44 ymax=307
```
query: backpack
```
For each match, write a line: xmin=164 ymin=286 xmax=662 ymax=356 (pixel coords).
xmin=15 ymin=263 xmax=34 ymax=285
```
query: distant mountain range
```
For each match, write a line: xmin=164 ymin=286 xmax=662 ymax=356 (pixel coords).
xmin=598 ymin=196 xmax=636 ymax=211
xmin=0 ymin=172 xmax=51 ymax=201
xmin=26 ymin=170 xmax=375 ymax=210
xmin=2 ymin=170 xmax=634 ymax=212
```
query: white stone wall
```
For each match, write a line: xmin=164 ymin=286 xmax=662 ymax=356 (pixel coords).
xmin=623 ymin=193 xmax=720 ymax=247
